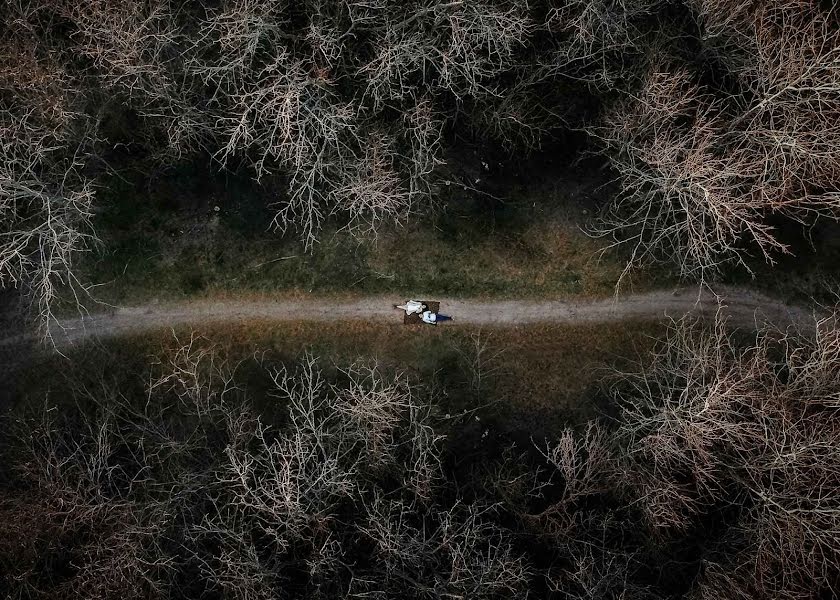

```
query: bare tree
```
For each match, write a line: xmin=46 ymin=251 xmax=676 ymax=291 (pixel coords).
xmin=543 ymin=0 xmax=659 ymax=92
xmin=451 ymin=329 xmax=506 ymax=396
xmin=612 ymin=312 xmax=840 ymax=598
xmin=148 ymin=331 xmax=239 ymax=417
xmin=358 ymin=1 xmax=533 ymax=102
xmin=402 ymin=98 xmax=446 ymax=200
xmin=331 ymin=132 xmax=414 ymax=236
xmin=591 ymin=55 xmax=840 ymax=282
xmin=190 ymin=0 xmax=292 ymax=88
xmin=4 ymin=0 xmax=554 ymax=258
xmin=0 ymin=26 xmax=99 ymax=343
xmin=188 ymin=510 xmax=278 ymax=600
xmin=593 ymin=1 xmax=840 ymax=282
xmin=532 ymin=424 xmax=612 ymax=536
xmin=220 ymin=355 xmax=443 ymax=545
xmin=358 ymin=496 xmax=533 ymax=599
xmin=9 ymin=394 xmax=180 ymax=598
xmin=215 ymin=54 xmax=359 ymax=246
xmin=436 ymin=1 xmax=534 ymax=99
xmin=67 ymin=0 xmax=179 ymax=101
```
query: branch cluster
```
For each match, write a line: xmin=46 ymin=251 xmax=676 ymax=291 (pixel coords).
xmin=612 ymin=313 xmax=840 ymax=598
xmin=591 ymin=1 xmax=840 ymax=279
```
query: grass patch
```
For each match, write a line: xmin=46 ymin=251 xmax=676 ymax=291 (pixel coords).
xmin=77 ymin=161 xmax=652 ymax=308
xmin=3 ymin=319 xmax=664 ymax=437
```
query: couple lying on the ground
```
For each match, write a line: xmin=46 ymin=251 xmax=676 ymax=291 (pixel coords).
xmin=396 ymin=300 xmax=453 ymax=324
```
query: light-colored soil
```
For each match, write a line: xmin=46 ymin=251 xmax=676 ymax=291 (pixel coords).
xmin=0 ymin=286 xmax=818 ymax=349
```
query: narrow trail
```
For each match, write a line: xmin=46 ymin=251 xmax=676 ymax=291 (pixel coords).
xmin=0 ymin=286 xmax=818 ymax=350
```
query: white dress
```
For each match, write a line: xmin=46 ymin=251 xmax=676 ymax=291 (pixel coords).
xmin=397 ymin=300 xmax=426 ymax=315
xmin=421 ymin=311 xmax=437 ymax=324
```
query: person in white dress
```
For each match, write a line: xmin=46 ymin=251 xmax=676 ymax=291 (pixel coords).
xmin=396 ymin=300 xmax=426 ymax=315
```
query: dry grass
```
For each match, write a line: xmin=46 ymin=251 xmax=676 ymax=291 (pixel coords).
xmin=76 ymin=161 xmax=645 ymax=309
xmin=3 ymin=319 xmax=664 ymax=435
xmin=367 ymin=214 xmax=627 ymax=299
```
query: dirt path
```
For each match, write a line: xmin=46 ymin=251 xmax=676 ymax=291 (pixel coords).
xmin=0 ymin=286 xmax=818 ymax=349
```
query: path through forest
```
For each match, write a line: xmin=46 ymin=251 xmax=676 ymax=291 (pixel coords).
xmin=0 ymin=286 xmax=818 ymax=349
